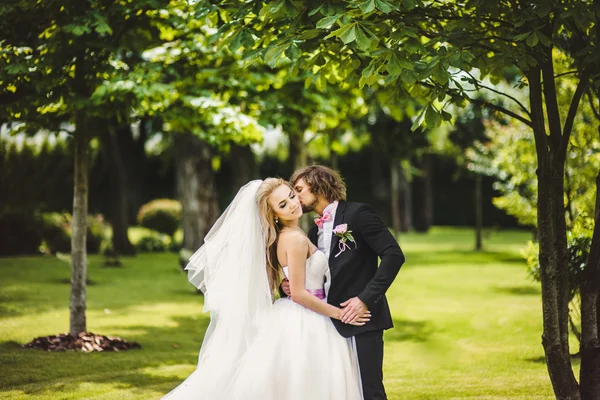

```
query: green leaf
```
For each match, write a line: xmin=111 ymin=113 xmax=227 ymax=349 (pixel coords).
xmin=357 ymin=0 xmax=376 ymax=13
xmin=425 ymin=105 xmax=442 ymax=128
xmin=411 ymin=107 xmax=426 ymax=131
xmin=298 ymin=29 xmax=322 ymax=40
xmin=385 ymin=55 xmax=400 ymax=77
xmin=403 ymin=0 xmax=417 ymax=10
xmin=229 ymin=30 xmax=244 ymax=52
xmin=94 ymin=20 xmax=113 ymax=36
xmin=537 ymin=31 xmax=552 ymax=47
xmin=316 ymin=15 xmax=339 ymax=30
xmin=355 ymin=26 xmax=372 ymax=50
xmin=285 ymin=44 xmax=302 ymax=61
xmin=441 ymin=110 xmax=452 ymax=121
xmin=339 ymin=24 xmax=357 ymax=44
xmin=263 ymin=43 xmax=289 ymax=68
xmin=375 ymin=0 xmax=395 ymax=13
xmin=513 ymin=32 xmax=531 ymax=41
xmin=308 ymin=4 xmax=325 ymax=16
xmin=433 ymin=65 xmax=449 ymax=84
xmin=400 ymin=69 xmax=418 ymax=84
xmin=526 ymin=32 xmax=539 ymax=47
xmin=325 ymin=23 xmax=356 ymax=43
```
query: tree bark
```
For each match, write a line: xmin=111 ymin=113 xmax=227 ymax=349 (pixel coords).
xmin=102 ymin=123 xmax=135 ymax=255
xmin=175 ymin=133 xmax=219 ymax=251
xmin=579 ymin=171 xmax=600 ymax=399
xmin=70 ymin=110 xmax=89 ymax=335
xmin=288 ymin=131 xmax=312 ymax=231
xmin=529 ymin=64 xmax=581 ymax=399
xmin=230 ymin=144 xmax=257 ymax=190
xmin=390 ymin=159 xmax=412 ymax=235
xmin=413 ymin=154 xmax=433 ymax=232
xmin=475 ymin=173 xmax=483 ymax=251
xmin=400 ymin=162 xmax=413 ymax=232
xmin=390 ymin=159 xmax=401 ymax=236
xmin=288 ymin=131 xmax=307 ymax=172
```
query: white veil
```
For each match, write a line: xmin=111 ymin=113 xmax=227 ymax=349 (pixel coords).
xmin=163 ymin=179 xmax=272 ymax=399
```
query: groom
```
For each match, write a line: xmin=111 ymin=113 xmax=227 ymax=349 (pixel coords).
xmin=282 ymin=165 xmax=405 ymax=400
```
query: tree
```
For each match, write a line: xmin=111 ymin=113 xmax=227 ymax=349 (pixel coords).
xmin=201 ymin=0 xmax=600 ymax=397
xmin=0 ymin=0 xmax=176 ymax=335
xmin=89 ymin=4 xmax=268 ymax=252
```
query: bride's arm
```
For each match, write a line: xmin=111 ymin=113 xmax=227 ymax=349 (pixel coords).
xmin=282 ymin=234 xmax=344 ymax=320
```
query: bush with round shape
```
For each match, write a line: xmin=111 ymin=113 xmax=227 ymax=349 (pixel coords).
xmin=137 ymin=199 xmax=182 ymax=238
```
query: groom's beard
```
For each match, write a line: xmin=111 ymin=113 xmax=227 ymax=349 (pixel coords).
xmin=301 ymin=197 xmax=318 ymax=213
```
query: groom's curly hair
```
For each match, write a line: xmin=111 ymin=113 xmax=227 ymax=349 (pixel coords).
xmin=290 ymin=165 xmax=347 ymax=202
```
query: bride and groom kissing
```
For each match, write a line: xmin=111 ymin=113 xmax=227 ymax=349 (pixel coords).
xmin=163 ymin=165 xmax=405 ymax=400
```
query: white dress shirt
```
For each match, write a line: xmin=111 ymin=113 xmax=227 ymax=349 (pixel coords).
xmin=317 ymin=201 xmax=338 ymax=258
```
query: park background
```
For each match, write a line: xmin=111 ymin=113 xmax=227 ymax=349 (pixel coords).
xmin=1 ymin=1 xmax=599 ymax=399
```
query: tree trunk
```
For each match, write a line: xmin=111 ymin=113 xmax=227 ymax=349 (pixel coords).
xmin=70 ymin=110 xmax=89 ymax=335
xmin=288 ymin=132 xmax=307 ymax=172
xmin=128 ymin=118 xmax=149 ymax=225
xmin=331 ymin=151 xmax=339 ymax=171
xmin=175 ymin=133 xmax=219 ymax=251
xmin=475 ymin=173 xmax=483 ymax=251
xmin=230 ymin=144 xmax=257 ymax=190
xmin=391 ymin=159 xmax=412 ymax=235
xmin=400 ymin=162 xmax=413 ymax=232
xmin=529 ymin=65 xmax=580 ymax=399
xmin=102 ymin=123 xmax=135 ymax=255
xmin=579 ymin=173 xmax=600 ymax=400
xmin=413 ymin=154 xmax=433 ymax=232
xmin=370 ymin=151 xmax=388 ymax=207
xmin=288 ymin=131 xmax=311 ymax=231
xmin=390 ymin=159 xmax=401 ymax=236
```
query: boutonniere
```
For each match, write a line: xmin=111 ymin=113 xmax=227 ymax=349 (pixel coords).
xmin=333 ymin=224 xmax=357 ymax=257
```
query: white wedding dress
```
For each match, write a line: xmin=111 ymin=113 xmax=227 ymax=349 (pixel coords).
xmin=162 ymin=180 xmax=363 ymax=400
xmin=225 ymin=250 xmax=363 ymax=400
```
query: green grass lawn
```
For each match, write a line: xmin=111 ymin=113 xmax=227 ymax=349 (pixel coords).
xmin=0 ymin=227 xmax=574 ymax=399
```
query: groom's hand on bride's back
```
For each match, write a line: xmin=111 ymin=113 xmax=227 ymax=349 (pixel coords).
xmin=281 ymin=278 xmax=291 ymax=297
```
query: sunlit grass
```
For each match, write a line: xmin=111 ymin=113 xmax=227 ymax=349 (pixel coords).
xmin=0 ymin=227 xmax=565 ymax=399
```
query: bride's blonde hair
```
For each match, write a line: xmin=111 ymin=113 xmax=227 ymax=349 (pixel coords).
xmin=256 ymin=177 xmax=294 ymax=293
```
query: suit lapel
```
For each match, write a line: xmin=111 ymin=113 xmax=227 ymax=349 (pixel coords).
xmin=329 ymin=200 xmax=347 ymax=264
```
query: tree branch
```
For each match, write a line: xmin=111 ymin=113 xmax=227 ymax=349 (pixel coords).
xmin=560 ymin=69 xmax=590 ymax=154
xmin=587 ymin=90 xmax=600 ymax=121
xmin=555 ymin=71 xmax=578 ymax=80
xmin=470 ymin=97 xmax=532 ymax=127
xmin=417 ymin=80 xmax=532 ymax=126
xmin=464 ymin=71 xmax=531 ymax=116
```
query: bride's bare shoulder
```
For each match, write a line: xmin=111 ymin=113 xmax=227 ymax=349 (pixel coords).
xmin=278 ymin=231 xmax=309 ymax=252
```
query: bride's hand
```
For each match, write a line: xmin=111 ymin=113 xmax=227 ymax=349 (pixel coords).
xmin=347 ymin=311 xmax=371 ymax=326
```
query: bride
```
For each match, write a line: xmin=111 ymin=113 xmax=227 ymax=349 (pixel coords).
xmin=162 ymin=178 xmax=365 ymax=399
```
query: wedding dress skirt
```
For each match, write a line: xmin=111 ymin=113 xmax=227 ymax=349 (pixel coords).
xmin=225 ymin=295 xmax=363 ymax=399
xmin=164 ymin=250 xmax=362 ymax=400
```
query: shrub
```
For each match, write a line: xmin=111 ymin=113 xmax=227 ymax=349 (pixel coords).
xmin=168 ymin=238 xmax=182 ymax=253
xmin=135 ymin=233 xmax=168 ymax=253
xmin=0 ymin=211 xmax=42 ymax=255
xmin=40 ymin=213 xmax=71 ymax=254
xmin=39 ymin=212 xmax=107 ymax=255
xmin=86 ymin=215 xmax=107 ymax=254
xmin=137 ymin=199 xmax=182 ymax=238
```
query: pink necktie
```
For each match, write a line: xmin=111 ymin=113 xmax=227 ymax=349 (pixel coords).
xmin=314 ymin=211 xmax=332 ymax=229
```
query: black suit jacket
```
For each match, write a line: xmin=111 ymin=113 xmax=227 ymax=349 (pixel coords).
xmin=308 ymin=201 xmax=405 ymax=338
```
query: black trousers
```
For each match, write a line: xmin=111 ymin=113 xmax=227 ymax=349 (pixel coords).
xmin=355 ymin=329 xmax=386 ymax=400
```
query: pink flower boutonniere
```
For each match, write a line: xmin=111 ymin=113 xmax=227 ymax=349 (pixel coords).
xmin=333 ymin=224 xmax=357 ymax=257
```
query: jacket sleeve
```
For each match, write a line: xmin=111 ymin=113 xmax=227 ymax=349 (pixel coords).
xmin=354 ymin=204 xmax=405 ymax=308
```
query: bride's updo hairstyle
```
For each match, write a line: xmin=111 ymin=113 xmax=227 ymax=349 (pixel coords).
xmin=256 ymin=177 xmax=295 ymax=293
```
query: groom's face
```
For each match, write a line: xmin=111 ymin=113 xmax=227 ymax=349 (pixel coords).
xmin=294 ymin=178 xmax=318 ymax=213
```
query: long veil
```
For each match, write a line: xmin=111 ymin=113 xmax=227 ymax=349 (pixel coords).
xmin=163 ymin=179 xmax=272 ymax=399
